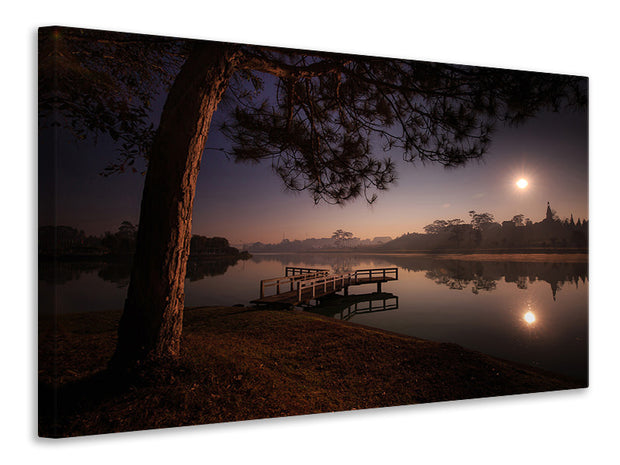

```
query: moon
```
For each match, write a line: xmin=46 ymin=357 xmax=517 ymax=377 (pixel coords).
xmin=524 ymin=311 xmax=536 ymax=324
xmin=516 ymin=178 xmax=528 ymax=189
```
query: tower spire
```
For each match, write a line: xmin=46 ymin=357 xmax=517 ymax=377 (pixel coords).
xmin=545 ymin=201 xmax=554 ymax=221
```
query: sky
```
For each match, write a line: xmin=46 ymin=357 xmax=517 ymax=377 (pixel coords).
xmin=39 ymin=63 xmax=588 ymax=246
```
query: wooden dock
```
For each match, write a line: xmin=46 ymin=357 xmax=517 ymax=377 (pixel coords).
xmin=251 ymin=266 xmax=398 ymax=307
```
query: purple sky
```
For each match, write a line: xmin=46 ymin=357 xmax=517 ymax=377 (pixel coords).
xmin=40 ymin=73 xmax=588 ymax=245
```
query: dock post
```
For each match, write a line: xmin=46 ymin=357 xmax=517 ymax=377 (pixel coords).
xmin=377 ymin=282 xmax=382 ymax=293
xmin=344 ymin=286 xmax=348 ymax=296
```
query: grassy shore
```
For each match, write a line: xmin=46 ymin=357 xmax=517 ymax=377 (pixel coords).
xmin=39 ymin=306 xmax=586 ymax=438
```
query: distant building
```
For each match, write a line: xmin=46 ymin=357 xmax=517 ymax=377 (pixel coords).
xmin=544 ymin=202 xmax=552 ymax=221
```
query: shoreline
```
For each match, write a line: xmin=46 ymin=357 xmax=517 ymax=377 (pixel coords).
xmin=249 ymin=250 xmax=588 ymax=261
xmin=39 ymin=305 xmax=586 ymax=437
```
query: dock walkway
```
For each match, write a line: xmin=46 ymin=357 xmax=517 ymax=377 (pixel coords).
xmin=251 ymin=266 xmax=398 ymax=306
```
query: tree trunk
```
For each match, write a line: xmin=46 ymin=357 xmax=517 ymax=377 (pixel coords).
xmin=112 ymin=42 xmax=239 ymax=368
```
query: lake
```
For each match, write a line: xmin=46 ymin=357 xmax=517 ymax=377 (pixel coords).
xmin=39 ymin=253 xmax=588 ymax=381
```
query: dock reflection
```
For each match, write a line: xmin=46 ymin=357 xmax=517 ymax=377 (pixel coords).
xmin=307 ymin=292 xmax=399 ymax=321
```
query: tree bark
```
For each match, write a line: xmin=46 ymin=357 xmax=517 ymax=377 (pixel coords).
xmin=112 ymin=42 xmax=239 ymax=368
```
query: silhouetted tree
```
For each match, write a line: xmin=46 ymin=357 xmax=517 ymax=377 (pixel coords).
xmin=101 ymin=221 xmax=137 ymax=256
xmin=423 ymin=219 xmax=467 ymax=247
xmin=424 ymin=220 xmax=449 ymax=235
xmin=39 ymin=26 xmax=587 ymax=368
xmin=512 ymin=214 xmax=525 ymax=227
xmin=38 ymin=225 xmax=86 ymax=254
xmin=469 ymin=211 xmax=495 ymax=230
xmin=448 ymin=222 xmax=469 ymax=248
xmin=190 ymin=235 xmax=233 ymax=255
xmin=332 ymin=229 xmax=354 ymax=247
xmin=423 ymin=218 xmax=460 ymax=231
xmin=118 ymin=221 xmax=137 ymax=237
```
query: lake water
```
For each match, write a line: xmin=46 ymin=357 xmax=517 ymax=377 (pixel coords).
xmin=39 ymin=253 xmax=588 ymax=381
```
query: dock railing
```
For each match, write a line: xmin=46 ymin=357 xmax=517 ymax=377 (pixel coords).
xmin=260 ymin=270 xmax=330 ymax=298
xmin=295 ymin=267 xmax=398 ymax=301
xmin=353 ymin=267 xmax=398 ymax=282
xmin=297 ymin=273 xmax=352 ymax=301
xmin=285 ymin=267 xmax=329 ymax=277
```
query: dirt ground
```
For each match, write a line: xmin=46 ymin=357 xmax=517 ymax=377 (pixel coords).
xmin=38 ymin=306 xmax=586 ymax=438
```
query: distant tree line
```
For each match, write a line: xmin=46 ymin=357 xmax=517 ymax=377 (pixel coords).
xmin=39 ymin=221 xmax=140 ymax=258
xmin=189 ymin=235 xmax=250 ymax=258
xmin=385 ymin=203 xmax=587 ymax=252
xmin=245 ymin=203 xmax=586 ymax=253
xmin=247 ymin=234 xmax=393 ymax=252
xmin=39 ymin=222 xmax=250 ymax=260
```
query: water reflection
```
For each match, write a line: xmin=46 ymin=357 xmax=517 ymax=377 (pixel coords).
xmin=97 ymin=261 xmax=133 ymax=288
xmin=38 ymin=252 xmax=588 ymax=379
xmin=388 ymin=255 xmax=587 ymax=300
xmin=39 ymin=256 xmax=245 ymax=287
xmin=246 ymin=254 xmax=587 ymax=380
xmin=308 ymin=292 xmax=399 ymax=321
xmin=249 ymin=253 xmax=392 ymax=273
xmin=252 ymin=253 xmax=587 ymax=300
xmin=524 ymin=311 xmax=536 ymax=324
xmin=38 ymin=260 xmax=103 ymax=285
xmin=40 ymin=254 xmax=588 ymax=301
xmin=185 ymin=256 xmax=247 ymax=281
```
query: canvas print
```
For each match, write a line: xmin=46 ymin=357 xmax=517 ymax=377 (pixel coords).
xmin=38 ymin=26 xmax=588 ymax=438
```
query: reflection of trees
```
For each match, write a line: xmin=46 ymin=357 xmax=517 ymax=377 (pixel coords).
xmin=425 ymin=270 xmax=469 ymax=290
xmin=185 ymin=257 xmax=242 ymax=281
xmin=39 ymin=256 xmax=245 ymax=287
xmin=42 ymin=254 xmax=588 ymax=304
xmin=98 ymin=261 xmax=133 ymax=288
xmin=39 ymin=259 xmax=135 ymax=288
xmin=38 ymin=260 xmax=102 ymax=285
xmin=391 ymin=255 xmax=587 ymax=298
xmin=253 ymin=254 xmax=588 ymax=299
xmin=97 ymin=258 xmax=243 ymax=285
xmin=424 ymin=270 xmax=497 ymax=294
xmin=250 ymin=253 xmax=393 ymax=272
xmin=471 ymin=277 xmax=497 ymax=294
xmin=331 ymin=256 xmax=358 ymax=275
